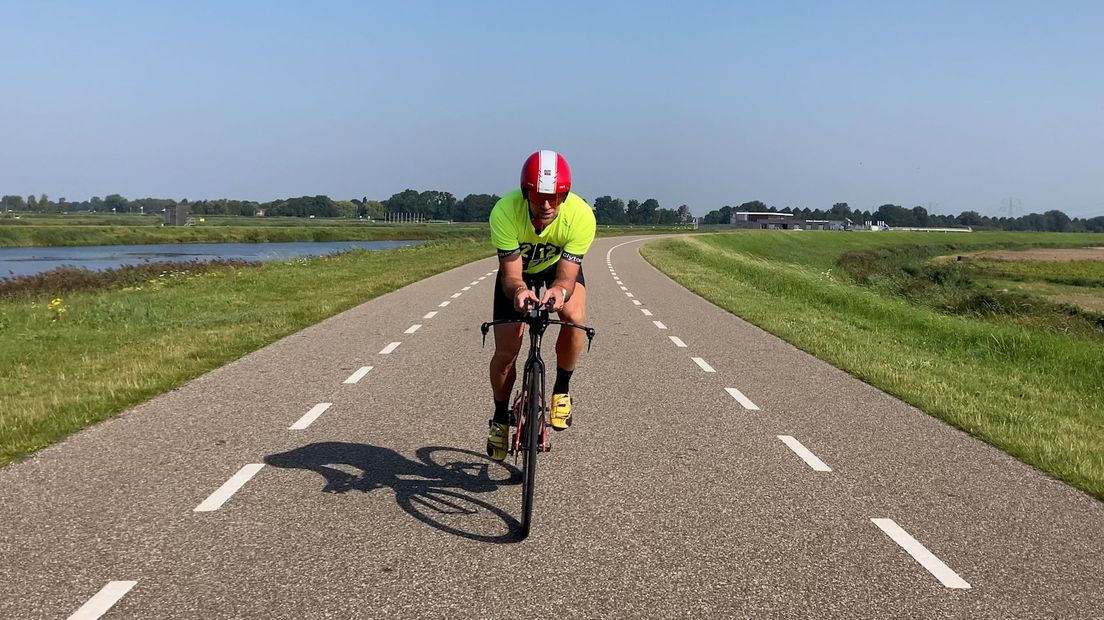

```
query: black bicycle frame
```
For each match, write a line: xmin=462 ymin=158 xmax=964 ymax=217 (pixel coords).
xmin=480 ymin=284 xmax=595 ymax=538
xmin=479 ymin=287 xmax=596 ymax=439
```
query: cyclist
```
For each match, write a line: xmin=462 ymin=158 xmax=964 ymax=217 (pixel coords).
xmin=486 ymin=150 xmax=597 ymax=461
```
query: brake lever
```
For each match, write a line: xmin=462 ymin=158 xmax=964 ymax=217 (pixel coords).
xmin=480 ymin=322 xmax=490 ymax=348
xmin=585 ymin=327 xmax=595 ymax=352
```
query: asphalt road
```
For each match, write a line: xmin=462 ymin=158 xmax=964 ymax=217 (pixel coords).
xmin=2 ymin=235 xmax=1102 ymax=619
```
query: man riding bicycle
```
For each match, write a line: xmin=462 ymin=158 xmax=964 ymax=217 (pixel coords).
xmin=486 ymin=150 xmax=597 ymax=461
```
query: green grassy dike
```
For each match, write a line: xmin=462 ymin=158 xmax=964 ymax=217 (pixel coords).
xmin=641 ymin=232 xmax=1104 ymax=500
xmin=0 ymin=223 xmax=489 ymax=247
xmin=0 ymin=239 xmax=492 ymax=466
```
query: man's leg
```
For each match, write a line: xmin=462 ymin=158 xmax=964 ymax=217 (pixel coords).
xmin=550 ymin=282 xmax=586 ymax=430
xmin=490 ymin=323 xmax=524 ymax=405
xmin=490 ymin=265 xmax=526 ymax=421
xmin=487 ymin=323 xmax=523 ymax=461
xmin=555 ymin=282 xmax=587 ymax=371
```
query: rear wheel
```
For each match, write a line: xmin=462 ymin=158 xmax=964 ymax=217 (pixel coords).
xmin=519 ymin=364 xmax=541 ymax=539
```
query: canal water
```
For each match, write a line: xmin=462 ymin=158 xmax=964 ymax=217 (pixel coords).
xmin=0 ymin=240 xmax=423 ymax=279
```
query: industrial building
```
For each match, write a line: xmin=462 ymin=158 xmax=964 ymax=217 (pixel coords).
xmin=729 ymin=211 xmax=850 ymax=230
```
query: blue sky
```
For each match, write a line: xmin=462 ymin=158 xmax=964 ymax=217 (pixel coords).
xmin=1 ymin=1 xmax=1101 ymax=217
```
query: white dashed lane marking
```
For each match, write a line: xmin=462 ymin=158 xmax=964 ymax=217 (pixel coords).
xmin=451 ymin=292 xmax=462 ymax=298
xmin=641 ymin=309 xmax=653 ymax=316
xmin=692 ymin=357 xmax=716 ymax=373
xmin=462 ymin=286 xmax=471 ymax=291
xmin=343 ymin=366 xmax=372 ymax=384
xmin=632 ymin=300 xmax=642 ymax=306
xmin=778 ymin=435 xmax=829 ymax=470
xmin=620 ymin=286 xmax=628 ymax=291
xmin=653 ymin=321 xmax=667 ymax=330
xmin=469 ymin=281 xmax=479 ymax=286
xmin=625 ymin=292 xmax=634 ymax=298
xmin=194 ymin=464 xmax=265 ymax=512
xmin=404 ymin=324 xmax=422 ymax=334
xmin=67 ymin=580 xmax=138 ymax=620
xmin=379 ymin=342 xmax=401 ymax=354
xmin=872 ymin=519 xmax=971 ymax=589
xmin=669 ymin=336 xmax=687 ymax=347
xmin=725 ymin=387 xmax=760 ymax=410
xmin=423 ymin=311 xmax=438 ymax=319
xmin=438 ymin=301 xmax=451 ymax=307
xmin=290 ymin=403 xmax=332 ymax=430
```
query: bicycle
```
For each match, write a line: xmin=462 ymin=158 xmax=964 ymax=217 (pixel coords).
xmin=480 ymin=284 xmax=595 ymax=539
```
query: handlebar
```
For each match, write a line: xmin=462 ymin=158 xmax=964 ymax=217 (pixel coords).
xmin=526 ymin=297 xmax=556 ymax=313
xmin=480 ymin=283 xmax=596 ymax=351
xmin=480 ymin=308 xmax=596 ymax=352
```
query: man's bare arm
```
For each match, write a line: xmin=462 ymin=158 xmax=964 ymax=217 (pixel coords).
xmin=499 ymin=254 xmax=538 ymax=311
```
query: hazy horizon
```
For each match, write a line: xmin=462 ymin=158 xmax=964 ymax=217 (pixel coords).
xmin=2 ymin=1 xmax=1101 ymax=218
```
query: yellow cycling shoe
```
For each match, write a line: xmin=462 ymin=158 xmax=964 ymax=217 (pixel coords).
xmin=550 ymin=393 xmax=572 ymax=431
xmin=486 ymin=420 xmax=510 ymax=461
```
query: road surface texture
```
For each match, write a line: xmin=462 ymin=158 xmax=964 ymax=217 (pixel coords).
xmin=2 ymin=236 xmax=1102 ymax=619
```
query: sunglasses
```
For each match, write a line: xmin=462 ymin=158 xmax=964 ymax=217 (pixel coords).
xmin=529 ymin=192 xmax=563 ymax=205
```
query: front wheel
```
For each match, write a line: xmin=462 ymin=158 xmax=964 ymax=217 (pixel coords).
xmin=519 ymin=365 xmax=542 ymax=539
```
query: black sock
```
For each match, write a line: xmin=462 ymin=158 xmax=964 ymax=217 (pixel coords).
xmin=553 ymin=367 xmax=573 ymax=395
xmin=493 ymin=399 xmax=510 ymax=425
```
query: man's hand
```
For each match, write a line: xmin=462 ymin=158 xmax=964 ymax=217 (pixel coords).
xmin=513 ymin=285 xmax=539 ymax=312
xmin=539 ymin=285 xmax=568 ymax=312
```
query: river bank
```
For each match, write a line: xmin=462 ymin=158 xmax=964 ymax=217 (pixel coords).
xmin=0 ymin=238 xmax=492 ymax=466
xmin=0 ymin=239 xmax=424 ymax=280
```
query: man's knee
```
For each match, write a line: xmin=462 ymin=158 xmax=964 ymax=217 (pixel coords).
xmin=492 ymin=333 xmax=523 ymax=364
xmin=559 ymin=283 xmax=586 ymax=323
xmin=559 ymin=301 xmax=586 ymax=324
xmin=560 ymin=304 xmax=587 ymax=324
xmin=491 ymin=348 xmax=520 ymax=367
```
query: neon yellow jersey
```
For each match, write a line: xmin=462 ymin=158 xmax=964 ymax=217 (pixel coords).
xmin=489 ymin=189 xmax=597 ymax=274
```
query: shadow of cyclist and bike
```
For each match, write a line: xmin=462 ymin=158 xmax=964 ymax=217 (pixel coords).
xmin=264 ymin=442 xmax=525 ymax=544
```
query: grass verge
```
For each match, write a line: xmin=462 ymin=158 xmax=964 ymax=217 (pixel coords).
xmin=641 ymin=231 xmax=1104 ymax=500
xmin=0 ymin=238 xmax=492 ymax=466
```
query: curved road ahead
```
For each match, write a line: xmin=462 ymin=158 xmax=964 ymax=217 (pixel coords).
xmin=2 ymin=236 xmax=1102 ymax=618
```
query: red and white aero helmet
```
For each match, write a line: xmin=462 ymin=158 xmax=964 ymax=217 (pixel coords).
xmin=520 ymin=150 xmax=572 ymax=195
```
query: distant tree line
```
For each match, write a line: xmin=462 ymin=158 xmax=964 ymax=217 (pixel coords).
xmin=592 ymin=196 xmax=694 ymax=225
xmin=2 ymin=193 xmax=174 ymax=215
xmin=0 ymin=191 xmax=495 ymax=221
xmin=0 ymin=190 xmax=694 ymax=225
xmin=3 ymin=191 xmax=1099 ymax=231
xmin=701 ymin=201 xmax=1104 ymax=233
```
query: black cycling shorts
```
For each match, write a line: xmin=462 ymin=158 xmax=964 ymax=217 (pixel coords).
xmin=493 ymin=262 xmax=585 ymax=320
